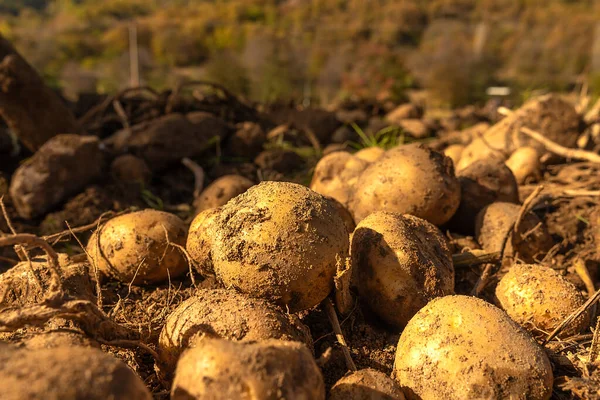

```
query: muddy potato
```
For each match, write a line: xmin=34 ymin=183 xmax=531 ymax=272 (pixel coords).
xmin=310 ymin=151 xmax=370 ymax=207
xmin=352 ymin=212 xmax=454 ymax=328
xmin=110 ymin=154 xmax=151 ymax=185
xmin=350 ymin=144 xmax=460 ymax=225
xmin=505 ymin=146 xmax=541 ymax=184
xmin=193 ymin=174 xmax=254 ymax=214
xmin=23 ymin=330 xmax=100 ymax=350
xmin=186 ymin=207 xmax=221 ymax=275
xmin=86 ymin=209 xmax=188 ymax=285
xmin=0 ymin=344 xmax=151 ymax=400
xmin=171 ymin=338 xmax=325 ymax=400
xmin=0 ymin=254 xmax=95 ymax=307
xmin=354 ymin=146 xmax=385 ymax=162
xmin=327 ymin=195 xmax=356 ymax=234
xmin=158 ymin=288 xmax=311 ymax=376
xmin=393 ymin=295 xmax=553 ymax=400
xmin=330 ymin=369 xmax=406 ymax=400
xmin=210 ymin=182 xmax=349 ymax=312
xmin=495 ymin=264 xmax=589 ymax=337
xmin=475 ymin=202 xmax=554 ymax=263
xmin=447 ymin=158 xmax=519 ymax=234
xmin=443 ymin=144 xmax=464 ymax=166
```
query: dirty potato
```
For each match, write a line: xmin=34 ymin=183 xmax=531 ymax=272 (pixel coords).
xmin=330 ymin=369 xmax=406 ymax=400
xmin=193 ymin=174 xmax=254 ymax=214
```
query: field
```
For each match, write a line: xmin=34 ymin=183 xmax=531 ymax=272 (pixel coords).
xmin=1 ymin=22 xmax=600 ymax=400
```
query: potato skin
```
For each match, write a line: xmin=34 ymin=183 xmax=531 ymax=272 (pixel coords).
xmin=310 ymin=151 xmax=370 ymax=207
xmin=0 ymin=344 xmax=151 ymax=400
xmin=186 ymin=207 xmax=221 ymax=275
xmin=475 ymin=202 xmax=554 ymax=263
xmin=330 ymin=369 xmax=406 ymax=400
xmin=495 ymin=264 xmax=589 ymax=337
xmin=352 ymin=212 xmax=454 ymax=328
xmin=354 ymin=146 xmax=385 ymax=162
xmin=86 ymin=209 xmax=188 ymax=285
xmin=350 ymin=144 xmax=460 ymax=225
xmin=194 ymin=174 xmax=254 ymax=214
xmin=211 ymin=182 xmax=349 ymax=312
xmin=393 ymin=295 xmax=553 ymax=400
xmin=172 ymin=338 xmax=325 ymax=400
xmin=157 ymin=289 xmax=312 ymax=376
xmin=505 ymin=146 xmax=541 ymax=184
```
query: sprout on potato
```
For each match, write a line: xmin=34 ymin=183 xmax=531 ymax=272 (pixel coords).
xmin=86 ymin=209 xmax=188 ymax=285
xmin=158 ymin=288 xmax=312 ymax=376
xmin=350 ymin=144 xmax=460 ymax=225
xmin=393 ymin=295 xmax=553 ymax=400
xmin=351 ymin=212 xmax=454 ymax=328
xmin=330 ymin=369 xmax=406 ymax=400
xmin=495 ymin=264 xmax=589 ymax=337
xmin=171 ymin=338 xmax=325 ymax=400
xmin=208 ymin=181 xmax=349 ymax=312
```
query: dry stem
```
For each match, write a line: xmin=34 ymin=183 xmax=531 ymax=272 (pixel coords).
xmin=324 ymin=297 xmax=357 ymax=372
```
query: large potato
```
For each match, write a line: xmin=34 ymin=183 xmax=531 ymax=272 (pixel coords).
xmin=393 ymin=295 xmax=553 ymax=400
xmin=352 ymin=212 xmax=454 ymax=328
xmin=310 ymin=151 xmax=370 ymax=207
xmin=193 ymin=174 xmax=254 ymax=214
xmin=350 ymin=144 xmax=460 ymax=225
xmin=157 ymin=288 xmax=311 ymax=376
xmin=86 ymin=209 xmax=188 ymax=285
xmin=210 ymin=182 xmax=349 ymax=312
xmin=495 ymin=264 xmax=589 ymax=337
xmin=0 ymin=344 xmax=151 ymax=400
xmin=186 ymin=207 xmax=221 ymax=275
xmin=172 ymin=338 xmax=325 ymax=400
xmin=330 ymin=369 xmax=406 ymax=400
xmin=475 ymin=202 xmax=554 ymax=263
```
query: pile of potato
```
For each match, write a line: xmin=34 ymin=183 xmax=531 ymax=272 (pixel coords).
xmin=3 ymin=96 xmax=593 ymax=400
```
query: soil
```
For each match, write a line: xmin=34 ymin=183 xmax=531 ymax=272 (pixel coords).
xmin=0 ymin=86 xmax=599 ymax=399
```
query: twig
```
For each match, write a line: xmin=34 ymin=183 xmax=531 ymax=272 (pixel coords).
xmin=181 ymin=158 xmax=205 ymax=199
xmin=96 ymin=338 xmax=159 ymax=361
xmin=563 ymin=189 xmax=600 ymax=197
xmin=589 ymin=319 xmax=600 ymax=363
xmin=324 ymin=297 xmax=357 ymax=372
xmin=42 ymin=210 xmax=122 ymax=245
xmin=520 ymin=127 xmax=600 ymax=163
xmin=0 ymin=196 xmax=27 ymax=261
xmin=544 ymin=287 xmax=600 ymax=344
xmin=452 ymin=251 xmax=500 ymax=268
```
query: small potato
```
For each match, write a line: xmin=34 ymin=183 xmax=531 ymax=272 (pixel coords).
xmin=110 ymin=154 xmax=151 ymax=185
xmin=354 ymin=146 xmax=385 ymax=162
xmin=86 ymin=209 xmax=188 ymax=285
xmin=475 ymin=202 xmax=554 ymax=263
xmin=158 ymin=288 xmax=311 ymax=376
xmin=209 ymin=182 xmax=349 ymax=312
xmin=310 ymin=151 xmax=370 ymax=207
xmin=352 ymin=212 xmax=454 ymax=328
xmin=350 ymin=144 xmax=460 ymax=225
xmin=505 ymin=146 xmax=541 ymax=184
xmin=495 ymin=264 xmax=589 ymax=337
xmin=186 ymin=207 xmax=221 ymax=275
xmin=393 ymin=295 xmax=553 ymax=400
xmin=443 ymin=144 xmax=464 ymax=166
xmin=330 ymin=369 xmax=406 ymax=400
xmin=447 ymin=158 xmax=519 ymax=234
xmin=193 ymin=174 xmax=254 ymax=214
xmin=0 ymin=344 xmax=151 ymax=400
xmin=171 ymin=338 xmax=325 ymax=400
xmin=0 ymin=254 xmax=95 ymax=307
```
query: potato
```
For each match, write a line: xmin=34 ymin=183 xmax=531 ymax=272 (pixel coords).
xmin=443 ymin=144 xmax=464 ymax=166
xmin=0 ymin=254 xmax=95 ymax=307
xmin=23 ymin=330 xmax=100 ymax=350
xmin=475 ymin=202 xmax=554 ymax=263
xmin=186 ymin=207 xmax=221 ymax=275
xmin=86 ymin=209 xmax=188 ymax=285
xmin=505 ymin=146 xmax=541 ymax=184
xmin=158 ymin=288 xmax=312 ymax=376
xmin=327 ymin=195 xmax=356 ymax=234
xmin=194 ymin=174 xmax=254 ymax=214
xmin=352 ymin=212 xmax=454 ymax=328
xmin=495 ymin=264 xmax=589 ymax=337
xmin=354 ymin=146 xmax=385 ymax=162
xmin=209 ymin=182 xmax=349 ymax=312
xmin=110 ymin=154 xmax=151 ymax=185
xmin=171 ymin=338 xmax=325 ymax=400
xmin=0 ymin=344 xmax=151 ymax=400
xmin=310 ymin=151 xmax=370 ymax=207
xmin=330 ymin=369 xmax=406 ymax=400
xmin=350 ymin=144 xmax=460 ymax=225
xmin=393 ymin=295 xmax=553 ymax=400
xmin=447 ymin=158 xmax=519 ymax=234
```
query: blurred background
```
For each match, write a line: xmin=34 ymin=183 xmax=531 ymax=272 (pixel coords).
xmin=1 ymin=0 xmax=599 ymax=108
